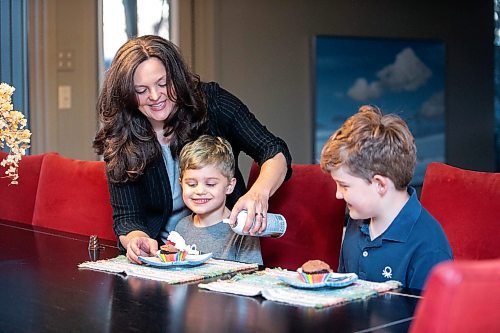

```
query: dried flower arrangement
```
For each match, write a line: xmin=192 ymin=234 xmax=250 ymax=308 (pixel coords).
xmin=0 ymin=83 xmax=32 ymax=185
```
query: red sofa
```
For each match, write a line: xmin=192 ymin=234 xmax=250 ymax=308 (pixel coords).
xmin=0 ymin=151 xmax=46 ymax=225
xmin=0 ymin=151 xmax=116 ymax=241
xmin=247 ymin=163 xmax=346 ymax=270
xmin=420 ymin=162 xmax=500 ymax=260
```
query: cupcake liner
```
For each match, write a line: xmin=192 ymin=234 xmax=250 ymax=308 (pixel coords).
xmin=157 ymin=250 xmax=188 ymax=263
xmin=297 ymin=268 xmax=331 ymax=284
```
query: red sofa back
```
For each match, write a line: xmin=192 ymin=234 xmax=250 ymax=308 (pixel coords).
xmin=32 ymin=153 xmax=116 ymax=241
xmin=420 ymin=162 xmax=500 ymax=260
xmin=247 ymin=163 xmax=346 ymax=270
xmin=0 ymin=151 xmax=47 ymax=224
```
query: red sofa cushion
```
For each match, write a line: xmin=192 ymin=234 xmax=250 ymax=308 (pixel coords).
xmin=247 ymin=163 xmax=346 ymax=270
xmin=32 ymin=153 xmax=116 ymax=241
xmin=410 ymin=259 xmax=500 ymax=333
xmin=0 ymin=151 xmax=47 ymax=224
xmin=420 ymin=162 xmax=500 ymax=260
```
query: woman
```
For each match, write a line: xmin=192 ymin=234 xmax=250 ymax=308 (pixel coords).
xmin=93 ymin=35 xmax=292 ymax=264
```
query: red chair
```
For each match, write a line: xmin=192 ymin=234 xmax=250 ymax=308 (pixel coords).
xmin=247 ymin=163 xmax=346 ymax=270
xmin=420 ymin=162 xmax=500 ymax=260
xmin=32 ymin=153 xmax=116 ymax=241
xmin=410 ymin=259 xmax=500 ymax=333
xmin=0 ymin=151 xmax=48 ymax=225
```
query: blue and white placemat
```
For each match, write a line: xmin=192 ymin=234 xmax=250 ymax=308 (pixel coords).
xmin=198 ymin=268 xmax=401 ymax=308
xmin=79 ymin=255 xmax=258 ymax=284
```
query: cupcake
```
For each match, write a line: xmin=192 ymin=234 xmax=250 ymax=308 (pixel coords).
xmin=158 ymin=243 xmax=187 ymax=262
xmin=298 ymin=260 xmax=332 ymax=284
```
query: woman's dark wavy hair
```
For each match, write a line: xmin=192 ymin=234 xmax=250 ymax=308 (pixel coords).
xmin=93 ymin=35 xmax=207 ymax=183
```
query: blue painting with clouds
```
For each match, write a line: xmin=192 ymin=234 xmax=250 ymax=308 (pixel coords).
xmin=314 ymin=36 xmax=446 ymax=185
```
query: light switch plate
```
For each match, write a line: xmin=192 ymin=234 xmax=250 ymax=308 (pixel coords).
xmin=58 ymin=85 xmax=72 ymax=109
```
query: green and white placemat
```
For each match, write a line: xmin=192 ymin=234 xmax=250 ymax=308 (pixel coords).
xmin=199 ymin=268 xmax=401 ymax=308
xmin=79 ymin=255 xmax=258 ymax=284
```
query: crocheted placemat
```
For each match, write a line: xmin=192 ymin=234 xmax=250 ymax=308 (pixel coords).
xmin=198 ymin=268 xmax=401 ymax=308
xmin=79 ymin=255 xmax=258 ymax=284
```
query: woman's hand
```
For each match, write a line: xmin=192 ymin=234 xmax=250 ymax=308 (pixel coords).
xmin=230 ymin=188 xmax=270 ymax=235
xmin=120 ymin=231 xmax=159 ymax=264
xmin=229 ymin=153 xmax=287 ymax=235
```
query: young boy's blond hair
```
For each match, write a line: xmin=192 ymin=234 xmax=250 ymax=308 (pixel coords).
xmin=179 ymin=135 xmax=235 ymax=180
xmin=320 ymin=105 xmax=416 ymax=190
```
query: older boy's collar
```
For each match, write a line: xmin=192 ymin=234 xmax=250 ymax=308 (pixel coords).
xmin=379 ymin=187 xmax=421 ymax=243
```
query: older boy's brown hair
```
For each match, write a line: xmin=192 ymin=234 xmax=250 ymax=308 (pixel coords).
xmin=320 ymin=105 xmax=416 ymax=190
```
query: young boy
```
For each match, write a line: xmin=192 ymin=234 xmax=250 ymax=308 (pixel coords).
xmin=320 ymin=105 xmax=452 ymax=290
xmin=174 ymin=135 xmax=263 ymax=264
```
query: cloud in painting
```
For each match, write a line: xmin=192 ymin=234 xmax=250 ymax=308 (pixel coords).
xmin=377 ymin=47 xmax=432 ymax=91
xmin=347 ymin=78 xmax=382 ymax=100
xmin=420 ymin=91 xmax=444 ymax=117
xmin=347 ymin=47 xmax=432 ymax=101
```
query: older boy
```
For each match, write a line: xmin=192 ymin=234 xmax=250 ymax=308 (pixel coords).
xmin=175 ymin=135 xmax=263 ymax=264
xmin=320 ymin=105 xmax=452 ymax=290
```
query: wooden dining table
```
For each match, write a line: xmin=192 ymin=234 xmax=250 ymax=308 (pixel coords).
xmin=0 ymin=219 xmax=421 ymax=332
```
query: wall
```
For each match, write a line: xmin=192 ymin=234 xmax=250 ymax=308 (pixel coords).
xmin=29 ymin=0 xmax=98 ymax=161
xmin=195 ymin=0 xmax=495 ymax=178
xmin=29 ymin=1 xmax=495 ymax=176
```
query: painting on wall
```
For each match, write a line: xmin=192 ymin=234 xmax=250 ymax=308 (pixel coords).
xmin=313 ymin=35 xmax=446 ymax=185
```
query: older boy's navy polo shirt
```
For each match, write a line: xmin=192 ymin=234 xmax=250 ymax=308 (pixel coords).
xmin=338 ymin=187 xmax=453 ymax=290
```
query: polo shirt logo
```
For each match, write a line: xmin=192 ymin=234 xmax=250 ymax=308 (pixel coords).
xmin=382 ymin=266 xmax=392 ymax=279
